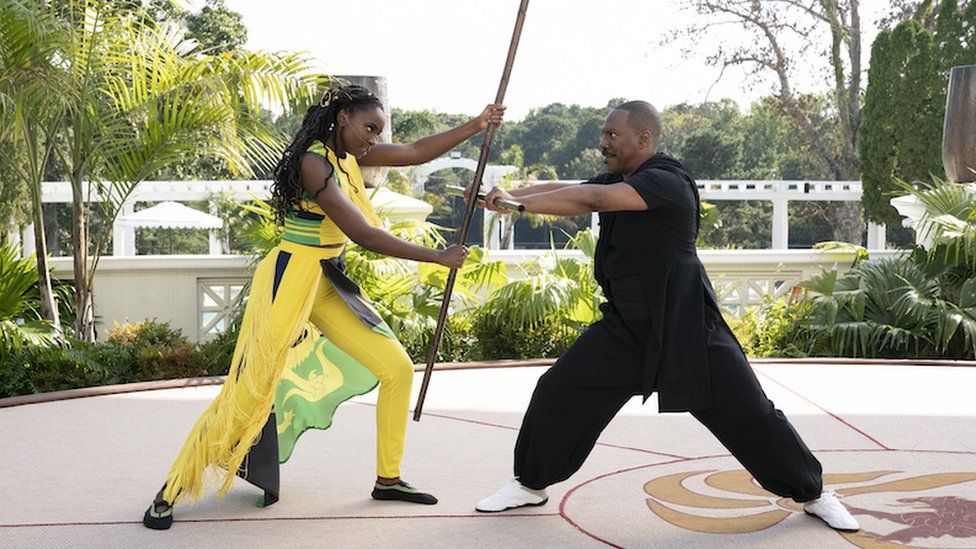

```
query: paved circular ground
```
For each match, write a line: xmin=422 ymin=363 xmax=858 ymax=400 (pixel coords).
xmin=562 ymin=450 xmax=976 ymax=548
xmin=1 ymin=362 xmax=975 ymax=548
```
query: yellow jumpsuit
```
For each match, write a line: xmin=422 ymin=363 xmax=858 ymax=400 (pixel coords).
xmin=163 ymin=142 xmax=413 ymax=504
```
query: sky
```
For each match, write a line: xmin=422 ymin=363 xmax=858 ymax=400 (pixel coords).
xmin=212 ymin=0 xmax=894 ymax=120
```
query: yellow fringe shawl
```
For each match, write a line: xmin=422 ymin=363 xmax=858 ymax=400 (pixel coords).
xmin=162 ymin=251 xmax=316 ymax=504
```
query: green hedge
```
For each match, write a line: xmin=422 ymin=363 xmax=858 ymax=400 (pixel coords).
xmin=0 ymin=311 xmax=577 ymax=398
xmin=0 ymin=319 xmax=236 ymax=398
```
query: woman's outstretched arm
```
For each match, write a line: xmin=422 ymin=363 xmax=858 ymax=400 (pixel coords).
xmin=358 ymin=104 xmax=505 ymax=167
xmin=300 ymin=154 xmax=467 ymax=268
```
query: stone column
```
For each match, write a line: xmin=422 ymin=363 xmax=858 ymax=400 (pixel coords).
xmin=22 ymin=224 xmax=36 ymax=258
xmin=866 ymin=222 xmax=887 ymax=250
xmin=113 ymin=202 xmax=135 ymax=256
xmin=771 ymin=199 xmax=789 ymax=249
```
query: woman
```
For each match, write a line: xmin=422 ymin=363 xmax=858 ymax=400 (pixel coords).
xmin=144 ymin=84 xmax=505 ymax=529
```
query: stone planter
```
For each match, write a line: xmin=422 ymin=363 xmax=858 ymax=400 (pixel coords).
xmin=943 ymin=65 xmax=976 ymax=183
xmin=891 ymin=185 xmax=976 ymax=249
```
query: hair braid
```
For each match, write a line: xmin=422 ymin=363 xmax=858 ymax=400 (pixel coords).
xmin=270 ymin=84 xmax=383 ymax=225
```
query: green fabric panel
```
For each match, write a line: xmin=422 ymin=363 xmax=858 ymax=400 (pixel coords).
xmin=282 ymin=226 xmax=320 ymax=237
xmin=281 ymin=232 xmax=321 ymax=246
xmin=284 ymin=217 xmax=321 ymax=229
xmin=274 ymin=332 xmax=379 ymax=463
xmin=282 ymin=227 xmax=319 ymax=237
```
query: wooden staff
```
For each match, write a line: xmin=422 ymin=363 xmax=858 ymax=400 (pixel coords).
xmin=445 ymin=185 xmax=525 ymax=212
xmin=414 ymin=0 xmax=530 ymax=421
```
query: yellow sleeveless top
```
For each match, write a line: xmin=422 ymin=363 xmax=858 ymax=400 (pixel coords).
xmin=282 ymin=141 xmax=381 ymax=247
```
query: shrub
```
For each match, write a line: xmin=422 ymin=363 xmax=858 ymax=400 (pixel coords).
xmin=106 ymin=319 xmax=188 ymax=348
xmin=401 ymin=314 xmax=479 ymax=363
xmin=803 ymin=256 xmax=975 ymax=359
xmin=68 ymin=339 xmax=138 ymax=385
xmin=20 ymin=346 xmax=103 ymax=394
xmin=472 ymin=312 xmax=576 ymax=360
xmin=0 ymin=350 xmax=32 ymax=398
xmin=134 ymin=343 xmax=208 ymax=381
xmin=729 ymin=298 xmax=828 ymax=358
xmin=196 ymin=326 xmax=238 ymax=376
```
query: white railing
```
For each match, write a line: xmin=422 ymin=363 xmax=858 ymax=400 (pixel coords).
xmin=48 ymin=249 xmax=897 ymax=342
xmin=30 ymin=178 xmax=888 ymax=255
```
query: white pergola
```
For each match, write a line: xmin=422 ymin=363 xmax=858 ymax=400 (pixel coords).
xmin=409 ymin=152 xmax=519 ymax=195
xmin=116 ymin=201 xmax=224 ymax=255
xmin=407 ymin=155 xmax=887 ymax=250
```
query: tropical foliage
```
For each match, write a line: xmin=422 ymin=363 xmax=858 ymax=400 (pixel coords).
xmin=0 ymin=0 xmax=324 ymax=341
xmin=727 ymin=298 xmax=827 ymax=359
xmin=0 ymin=318 xmax=222 ymax=398
xmin=0 ymin=239 xmax=62 ymax=358
xmin=797 ymin=179 xmax=976 ymax=359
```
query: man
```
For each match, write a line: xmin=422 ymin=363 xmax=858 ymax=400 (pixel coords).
xmin=472 ymin=101 xmax=858 ymax=532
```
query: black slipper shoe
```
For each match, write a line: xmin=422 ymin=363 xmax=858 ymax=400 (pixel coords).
xmin=371 ymin=480 xmax=438 ymax=505
xmin=143 ymin=500 xmax=173 ymax=530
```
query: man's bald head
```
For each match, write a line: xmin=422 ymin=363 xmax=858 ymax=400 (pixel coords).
xmin=613 ymin=101 xmax=661 ymax=150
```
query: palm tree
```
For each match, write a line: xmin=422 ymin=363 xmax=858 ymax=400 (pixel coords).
xmin=0 ymin=0 xmax=66 ymax=328
xmin=45 ymin=1 xmax=322 ymax=340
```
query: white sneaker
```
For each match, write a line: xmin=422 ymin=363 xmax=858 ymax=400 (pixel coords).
xmin=803 ymin=491 xmax=860 ymax=532
xmin=475 ymin=478 xmax=549 ymax=513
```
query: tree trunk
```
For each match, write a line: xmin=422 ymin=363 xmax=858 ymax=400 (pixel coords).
xmin=826 ymin=202 xmax=866 ymax=245
xmin=30 ymin=179 xmax=60 ymax=329
xmin=42 ymin=202 xmax=59 ymax=255
xmin=71 ymin=177 xmax=95 ymax=342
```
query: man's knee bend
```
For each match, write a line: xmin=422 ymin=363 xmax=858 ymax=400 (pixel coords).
xmin=535 ymin=367 xmax=571 ymax=391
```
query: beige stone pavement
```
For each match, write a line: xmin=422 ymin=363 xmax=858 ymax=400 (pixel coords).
xmin=1 ymin=362 xmax=975 ymax=549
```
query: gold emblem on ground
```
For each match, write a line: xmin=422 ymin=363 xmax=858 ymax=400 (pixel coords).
xmin=643 ymin=469 xmax=976 ymax=547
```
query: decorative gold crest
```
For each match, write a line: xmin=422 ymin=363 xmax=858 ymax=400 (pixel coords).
xmin=643 ymin=469 xmax=976 ymax=548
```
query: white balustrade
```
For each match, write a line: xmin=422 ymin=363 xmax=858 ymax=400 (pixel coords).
xmin=31 ymin=177 xmax=899 ymax=336
xmin=47 ymin=249 xmax=896 ymax=342
xmin=37 ymin=177 xmax=889 ymax=255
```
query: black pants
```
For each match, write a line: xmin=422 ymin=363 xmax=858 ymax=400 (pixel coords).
xmin=513 ymin=299 xmax=823 ymax=502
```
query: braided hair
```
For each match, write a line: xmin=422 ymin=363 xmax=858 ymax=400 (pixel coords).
xmin=270 ymin=84 xmax=384 ymax=224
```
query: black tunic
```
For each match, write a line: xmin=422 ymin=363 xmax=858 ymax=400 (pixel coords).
xmin=584 ymin=154 xmax=719 ymax=411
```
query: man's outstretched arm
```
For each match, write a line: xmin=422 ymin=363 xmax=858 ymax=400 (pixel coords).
xmin=466 ymin=181 xmax=577 ymax=203
xmin=485 ymin=183 xmax=647 ymax=216
xmin=507 ymin=181 xmax=578 ymax=197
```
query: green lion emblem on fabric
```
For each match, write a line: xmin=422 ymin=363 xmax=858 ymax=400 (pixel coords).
xmin=274 ymin=323 xmax=380 ymax=463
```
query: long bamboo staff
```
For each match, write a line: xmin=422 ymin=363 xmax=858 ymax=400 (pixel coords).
xmin=413 ymin=0 xmax=530 ymax=421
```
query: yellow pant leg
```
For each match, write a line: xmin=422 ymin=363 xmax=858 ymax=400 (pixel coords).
xmin=308 ymin=278 xmax=414 ymax=479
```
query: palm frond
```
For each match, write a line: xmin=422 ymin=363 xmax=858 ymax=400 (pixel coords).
xmin=894 ymin=178 xmax=976 ymax=268
xmin=0 ymin=238 xmax=39 ymax=320
xmin=483 ymin=274 xmax=578 ymax=331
